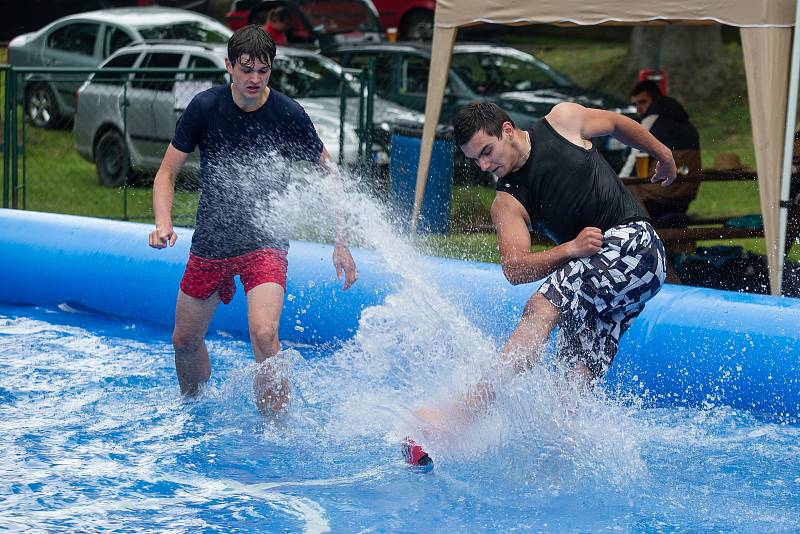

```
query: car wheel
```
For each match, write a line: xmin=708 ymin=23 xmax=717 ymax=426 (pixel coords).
xmin=95 ymin=129 xmax=131 ymax=187
xmin=401 ymin=10 xmax=434 ymax=41
xmin=25 ymin=84 xmax=61 ymax=129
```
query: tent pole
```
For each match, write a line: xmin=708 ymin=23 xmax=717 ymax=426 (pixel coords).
xmin=411 ymin=26 xmax=457 ymax=234
xmin=778 ymin=0 xmax=800 ymax=295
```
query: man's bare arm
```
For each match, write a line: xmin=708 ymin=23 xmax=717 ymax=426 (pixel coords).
xmin=317 ymin=146 xmax=358 ymax=289
xmin=149 ymin=144 xmax=190 ymax=249
xmin=492 ymin=193 xmax=602 ymax=285
xmin=546 ymin=102 xmax=677 ymax=186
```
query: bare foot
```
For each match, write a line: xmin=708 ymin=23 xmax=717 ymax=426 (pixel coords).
xmin=253 ymin=372 xmax=289 ymax=416
xmin=414 ymin=406 xmax=445 ymax=427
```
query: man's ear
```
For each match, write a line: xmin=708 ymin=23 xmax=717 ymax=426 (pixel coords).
xmin=502 ymin=121 xmax=514 ymax=138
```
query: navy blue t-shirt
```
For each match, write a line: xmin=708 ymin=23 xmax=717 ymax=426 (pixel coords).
xmin=172 ymin=85 xmax=323 ymax=259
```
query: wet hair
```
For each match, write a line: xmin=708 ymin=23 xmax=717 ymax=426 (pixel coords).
xmin=227 ymin=24 xmax=276 ymax=68
xmin=453 ymin=101 xmax=514 ymax=147
xmin=268 ymin=6 xmax=290 ymax=24
xmin=630 ymin=80 xmax=662 ymax=99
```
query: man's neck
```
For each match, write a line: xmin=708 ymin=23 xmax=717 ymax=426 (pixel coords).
xmin=231 ymin=84 xmax=270 ymax=112
xmin=511 ymin=129 xmax=532 ymax=173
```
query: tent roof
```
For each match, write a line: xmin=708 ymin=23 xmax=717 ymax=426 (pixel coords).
xmin=433 ymin=0 xmax=795 ymax=29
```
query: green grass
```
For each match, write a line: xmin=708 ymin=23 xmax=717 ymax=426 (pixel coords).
xmin=417 ymin=232 xmax=500 ymax=264
xmin=526 ymin=42 xmax=631 ymax=93
xmin=18 ymin=127 xmax=198 ymax=223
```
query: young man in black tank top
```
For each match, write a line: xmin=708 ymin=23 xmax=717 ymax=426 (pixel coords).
xmin=411 ymin=102 xmax=677 ymax=440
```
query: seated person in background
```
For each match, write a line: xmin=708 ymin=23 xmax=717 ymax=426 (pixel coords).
xmin=626 ymin=80 xmax=702 ymax=226
xmin=789 ymin=131 xmax=800 ymax=253
xmin=264 ymin=7 xmax=290 ymax=46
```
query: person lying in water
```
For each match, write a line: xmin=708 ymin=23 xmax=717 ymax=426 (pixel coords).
xmin=409 ymin=101 xmax=676 ymax=447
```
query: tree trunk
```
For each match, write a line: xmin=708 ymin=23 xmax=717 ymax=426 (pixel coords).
xmin=628 ymin=25 xmax=729 ymax=102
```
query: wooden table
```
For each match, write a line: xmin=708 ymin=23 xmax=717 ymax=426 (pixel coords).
xmin=621 ymin=169 xmax=763 ymax=253
xmin=466 ymin=170 xmax=766 ymax=251
xmin=620 ymin=169 xmax=758 ymax=186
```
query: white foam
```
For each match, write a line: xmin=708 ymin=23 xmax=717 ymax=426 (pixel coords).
xmin=247 ymin=165 xmax=648 ymax=486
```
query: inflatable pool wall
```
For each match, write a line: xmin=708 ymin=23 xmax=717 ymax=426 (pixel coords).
xmin=1 ymin=209 xmax=798 ymax=420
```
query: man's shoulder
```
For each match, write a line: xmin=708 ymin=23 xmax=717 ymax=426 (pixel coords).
xmin=267 ymin=88 xmax=308 ymax=116
xmin=541 ymin=102 xmax=587 ymax=140
xmin=492 ymin=190 xmax=527 ymax=214
xmin=186 ymin=84 xmax=227 ymax=114
xmin=544 ymin=102 xmax=585 ymax=124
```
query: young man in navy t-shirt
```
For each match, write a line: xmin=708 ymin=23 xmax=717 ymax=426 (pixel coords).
xmin=148 ymin=25 xmax=358 ymax=414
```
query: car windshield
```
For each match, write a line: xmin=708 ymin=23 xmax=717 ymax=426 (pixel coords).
xmin=273 ymin=54 xmax=358 ymax=98
xmin=296 ymin=0 xmax=381 ymax=35
xmin=452 ymin=49 xmax=573 ymax=95
xmin=137 ymin=20 xmax=231 ymax=43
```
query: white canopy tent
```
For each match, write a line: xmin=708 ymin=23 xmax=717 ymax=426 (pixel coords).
xmin=410 ymin=0 xmax=798 ymax=295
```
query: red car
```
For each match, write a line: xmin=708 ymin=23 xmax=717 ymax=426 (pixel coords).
xmin=226 ymin=0 xmax=385 ymax=50
xmin=226 ymin=0 xmax=435 ymax=41
xmin=371 ymin=0 xmax=434 ymax=40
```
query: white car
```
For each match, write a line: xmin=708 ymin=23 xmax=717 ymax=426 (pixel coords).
xmin=8 ymin=6 xmax=232 ymax=128
xmin=73 ymin=42 xmax=424 ymax=186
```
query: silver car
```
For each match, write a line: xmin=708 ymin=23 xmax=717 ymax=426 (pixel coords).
xmin=73 ymin=42 xmax=424 ymax=186
xmin=8 ymin=6 xmax=232 ymax=128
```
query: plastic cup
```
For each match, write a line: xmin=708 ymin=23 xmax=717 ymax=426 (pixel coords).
xmin=635 ymin=152 xmax=650 ymax=178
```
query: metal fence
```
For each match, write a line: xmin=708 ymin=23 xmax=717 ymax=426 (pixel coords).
xmin=1 ymin=61 xmax=376 ymax=223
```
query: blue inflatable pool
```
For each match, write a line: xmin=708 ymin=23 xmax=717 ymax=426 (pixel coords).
xmin=2 ymin=208 xmax=800 ymax=531
xmin=0 ymin=207 xmax=798 ymax=421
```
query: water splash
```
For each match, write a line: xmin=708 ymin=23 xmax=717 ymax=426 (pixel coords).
xmin=250 ymin=166 xmax=647 ymax=488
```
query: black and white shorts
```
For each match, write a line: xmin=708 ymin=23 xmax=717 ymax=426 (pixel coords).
xmin=538 ymin=220 xmax=666 ymax=378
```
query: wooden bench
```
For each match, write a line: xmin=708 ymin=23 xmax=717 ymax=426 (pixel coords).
xmin=465 ymin=221 xmax=764 ymax=253
xmin=464 ymin=170 xmax=766 ymax=252
xmin=621 ymin=170 xmax=763 ymax=252
xmin=654 ymin=225 xmax=763 ymax=253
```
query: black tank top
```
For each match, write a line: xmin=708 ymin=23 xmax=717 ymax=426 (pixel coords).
xmin=496 ymin=118 xmax=648 ymax=244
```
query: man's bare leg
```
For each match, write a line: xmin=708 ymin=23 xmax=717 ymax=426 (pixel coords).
xmin=172 ymin=289 xmax=220 ymax=396
xmin=416 ymin=293 xmax=561 ymax=427
xmin=246 ymin=282 xmax=287 ymax=415
xmin=500 ymin=293 xmax=560 ymax=374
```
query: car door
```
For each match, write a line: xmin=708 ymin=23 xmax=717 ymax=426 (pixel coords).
xmin=40 ymin=21 xmax=102 ymax=116
xmin=340 ymin=50 xmax=396 ymax=104
xmin=163 ymin=53 xmax=228 ymax=172
xmin=128 ymin=51 xmax=183 ymax=168
xmin=396 ymin=52 xmax=460 ymax=119
xmin=74 ymin=50 xmax=140 ymax=162
xmin=100 ymin=24 xmax=136 ymax=61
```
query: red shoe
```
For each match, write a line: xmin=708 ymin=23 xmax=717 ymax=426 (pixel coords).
xmin=402 ymin=437 xmax=433 ymax=471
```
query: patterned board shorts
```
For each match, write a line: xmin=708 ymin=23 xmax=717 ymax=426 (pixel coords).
xmin=538 ymin=220 xmax=666 ymax=378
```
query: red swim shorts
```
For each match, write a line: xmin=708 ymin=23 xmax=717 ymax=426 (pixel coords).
xmin=179 ymin=248 xmax=288 ymax=304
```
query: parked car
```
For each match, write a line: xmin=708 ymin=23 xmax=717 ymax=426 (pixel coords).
xmin=7 ymin=7 xmax=232 ymax=128
xmin=0 ymin=0 xmax=211 ymax=41
xmin=225 ymin=0 xmax=384 ymax=50
xmin=371 ymin=0 xmax=434 ymax=40
xmin=329 ymin=42 xmax=637 ymax=171
xmin=73 ymin=42 xmax=424 ymax=186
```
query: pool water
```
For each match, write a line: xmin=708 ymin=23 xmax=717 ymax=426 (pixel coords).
xmin=1 ymin=301 xmax=799 ymax=533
